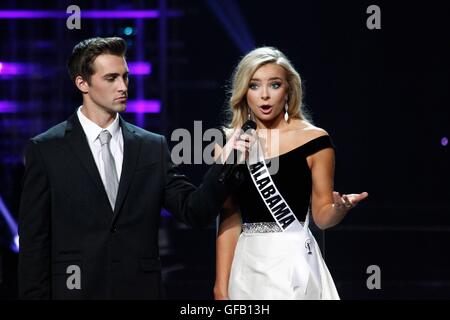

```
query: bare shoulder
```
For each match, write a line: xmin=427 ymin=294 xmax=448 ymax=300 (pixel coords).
xmin=298 ymin=121 xmax=333 ymax=167
xmin=278 ymin=120 xmax=331 ymax=157
xmin=292 ymin=120 xmax=328 ymax=143
xmin=298 ymin=120 xmax=329 ymax=140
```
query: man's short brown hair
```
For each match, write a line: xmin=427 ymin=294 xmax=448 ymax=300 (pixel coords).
xmin=67 ymin=37 xmax=127 ymax=84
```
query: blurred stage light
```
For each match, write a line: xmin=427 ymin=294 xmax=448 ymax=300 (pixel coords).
xmin=0 ymin=62 xmax=20 ymax=75
xmin=128 ymin=62 xmax=151 ymax=75
xmin=161 ymin=209 xmax=171 ymax=218
xmin=0 ymin=61 xmax=149 ymax=77
xmin=0 ymin=195 xmax=19 ymax=253
xmin=0 ymin=10 xmax=182 ymax=19
xmin=205 ymin=0 xmax=255 ymax=53
xmin=0 ymin=99 xmax=159 ymax=113
xmin=126 ymin=100 xmax=161 ymax=113
xmin=441 ymin=137 xmax=448 ymax=147
xmin=124 ymin=26 xmax=134 ymax=36
xmin=13 ymin=235 xmax=20 ymax=253
xmin=0 ymin=101 xmax=17 ymax=113
xmin=0 ymin=62 xmax=39 ymax=76
xmin=126 ymin=39 xmax=134 ymax=48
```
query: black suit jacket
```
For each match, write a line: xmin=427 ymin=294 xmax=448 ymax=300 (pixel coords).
xmin=18 ymin=113 xmax=236 ymax=299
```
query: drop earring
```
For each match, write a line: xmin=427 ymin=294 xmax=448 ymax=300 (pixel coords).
xmin=284 ymin=102 xmax=289 ymax=122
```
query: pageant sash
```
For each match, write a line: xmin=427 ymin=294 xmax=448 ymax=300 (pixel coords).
xmin=246 ymin=139 xmax=322 ymax=293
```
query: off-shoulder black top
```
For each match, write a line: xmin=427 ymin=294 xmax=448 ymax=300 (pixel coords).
xmin=234 ymin=135 xmax=335 ymax=223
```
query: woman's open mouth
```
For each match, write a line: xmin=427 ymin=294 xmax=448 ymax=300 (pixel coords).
xmin=259 ymin=104 xmax=273 ymax=114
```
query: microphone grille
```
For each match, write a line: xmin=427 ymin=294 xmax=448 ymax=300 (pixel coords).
xmin=241 ymin=120 xmax=257 ymax=132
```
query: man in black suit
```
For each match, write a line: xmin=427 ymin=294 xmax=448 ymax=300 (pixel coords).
xmin=18 ymin=37 xmax=244 ymax=299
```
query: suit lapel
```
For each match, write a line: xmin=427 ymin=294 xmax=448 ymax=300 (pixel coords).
xmin=65 ymin=113 xmax=142 ymax=220
xmin=112 ymin=117 xmax=141 ymax=222
xmin=65 ymin=113 xmax=108 ymax=201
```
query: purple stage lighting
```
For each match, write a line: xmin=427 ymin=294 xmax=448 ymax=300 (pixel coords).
xmin=0 ymin=10 xmax=182 ymax=19
xmin=0 ymin=62 xmax=21 ymax=75
xmin=0 ymin=62 xmax=38 ymax=76
xmin=0 ymin=100 xmax=161 ymax=114
xmin=0 ymin=195 xmax=19 ymax=253
xmin=126 ymin=100 xmax=161 ymax=113
xmin=441 ymin=137 xmax=448 ymax=147
xmin=205 ymin=0 xmax=255 ymax=53
xmin=14 ymin=235 xmax=20 ymax=252
xmin=128 ymin=62 xmax=152 ymax=75
xmin=161 ymin=209 xmax=171 ymax=218
xmin=0 ymin=101 xmax=17 ymax=113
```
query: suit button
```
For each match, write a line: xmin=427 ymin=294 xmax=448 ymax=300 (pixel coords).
xmin=111 ymin=227 xmax=117 ymax=233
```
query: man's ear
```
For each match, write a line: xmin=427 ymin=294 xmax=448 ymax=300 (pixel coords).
xmin=75 ymin=76 xmax=89 ymax=94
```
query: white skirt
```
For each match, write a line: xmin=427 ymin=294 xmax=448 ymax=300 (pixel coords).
xmin=228 ymin=223 xmax=340 ymax=300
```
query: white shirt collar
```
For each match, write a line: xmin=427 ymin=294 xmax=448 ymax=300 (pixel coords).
xmin=77 ymin=106 xmax=120 ymax=144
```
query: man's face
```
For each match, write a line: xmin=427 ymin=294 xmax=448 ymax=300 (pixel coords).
xmin=85 ymin=54 xmax=129 ymax=114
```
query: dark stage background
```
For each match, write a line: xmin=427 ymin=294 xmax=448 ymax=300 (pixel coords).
xmin=0 ymin=0 xmax=449 ymax=299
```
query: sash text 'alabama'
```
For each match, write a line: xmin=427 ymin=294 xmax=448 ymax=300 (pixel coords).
xmin=249 ymin=161 xmax=295 ymax=229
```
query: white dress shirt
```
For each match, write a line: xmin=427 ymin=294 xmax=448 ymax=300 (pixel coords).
xmin=77 ymin=106 xmax=124 ymax=185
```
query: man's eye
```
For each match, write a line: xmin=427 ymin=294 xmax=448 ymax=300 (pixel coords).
xmin=106 ymin=78 xmax=115 ymax=82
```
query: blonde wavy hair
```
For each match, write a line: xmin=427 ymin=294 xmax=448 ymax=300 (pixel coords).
xmin=224 ymin=47 xmax=310 ymax=131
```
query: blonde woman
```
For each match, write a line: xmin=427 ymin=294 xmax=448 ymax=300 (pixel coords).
xmin=214 ymin=47 xmax=368 ymax=300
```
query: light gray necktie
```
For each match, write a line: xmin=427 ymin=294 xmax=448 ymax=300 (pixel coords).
xmin=98 ymin=130 xmax=119 ymax=210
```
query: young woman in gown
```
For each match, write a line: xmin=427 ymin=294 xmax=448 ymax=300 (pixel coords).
xmin=214 ymin=47 xmax=368 ymax=300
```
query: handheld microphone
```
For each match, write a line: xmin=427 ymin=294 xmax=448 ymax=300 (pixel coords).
xmin=226 ymin=120 xmax=256 ymax=181
xmin=219 ymin=119 xmax=257 ymax=183
xmin=233 ymin=120 xmax=257 ymax=165
xmin=241 ymin=119 xmax=257 ymax=134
